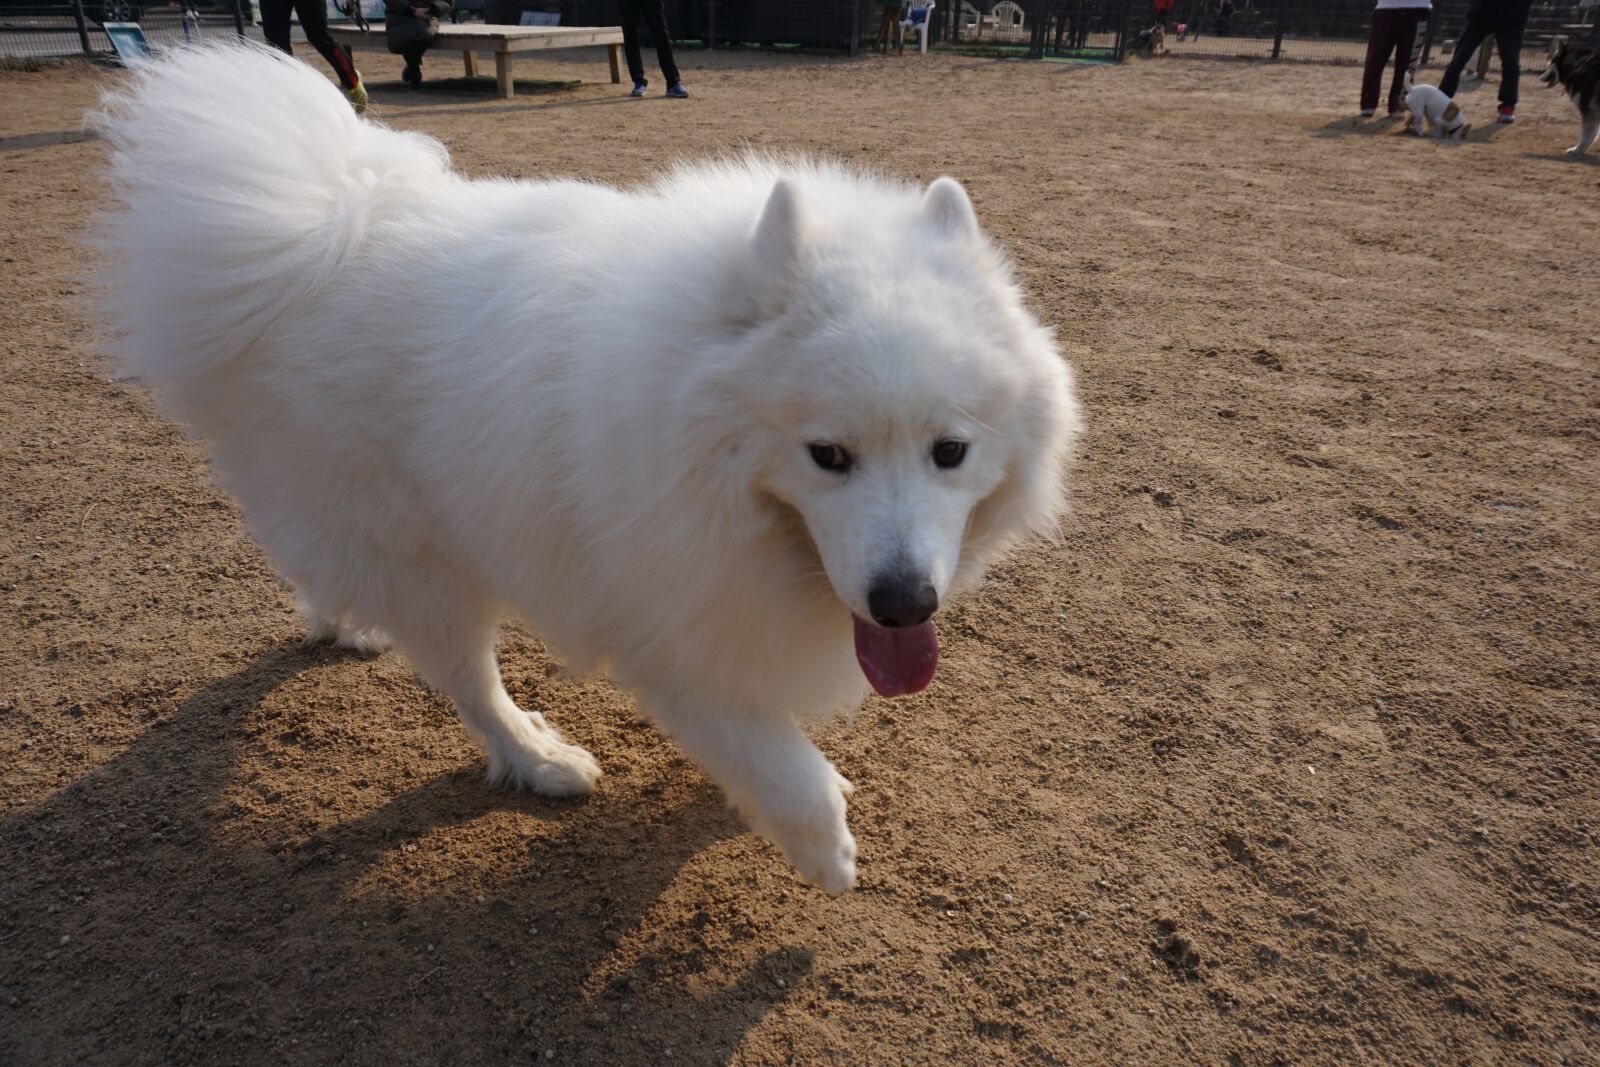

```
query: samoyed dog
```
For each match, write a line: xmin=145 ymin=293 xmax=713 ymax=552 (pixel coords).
xmin=95 ymin=45 xmax=1080 ymax=893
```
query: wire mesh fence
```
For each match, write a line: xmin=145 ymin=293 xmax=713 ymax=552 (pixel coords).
xmin=3 ymin=0 xmax=230 ymax=59
xmin=0 ymin=0 xmax=387 ymax=60
xmin=0 ymin=0 xmax=871 ymax=58
xmin=5 ymin=0 xmax=1593 ymax=62
xmin=917 ymin=0 xmax=1598 ymax=66
xmin=932 ymin=0 xmax=1129 ymax=57
xmin=1157 ymin=0 xmax=1592 ymax=66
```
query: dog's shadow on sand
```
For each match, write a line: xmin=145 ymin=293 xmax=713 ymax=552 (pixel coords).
xmin=2 ymin=642 xmax=805 ymax=1064
xmin=1520 ymin=149 xmax=1598 ymax=164
xmin=1308 ymin=110 xmax=1510 ymax=143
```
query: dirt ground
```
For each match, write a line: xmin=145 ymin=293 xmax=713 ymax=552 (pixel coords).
xmin=2 ymin=45 xmax=1598 ymax=1067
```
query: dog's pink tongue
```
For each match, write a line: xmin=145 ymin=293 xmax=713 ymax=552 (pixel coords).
xmin=853 ymin=616 xmax=939 ymax=698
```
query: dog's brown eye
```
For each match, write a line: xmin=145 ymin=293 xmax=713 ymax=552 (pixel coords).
xmin=933 ymin=439 xmax=968 ymax=469
xmin=809 ymin=443 xmax=852 ymax=473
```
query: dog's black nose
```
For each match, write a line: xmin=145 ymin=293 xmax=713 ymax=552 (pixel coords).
xmin=868 ymin=577 xmax=939 ymax=629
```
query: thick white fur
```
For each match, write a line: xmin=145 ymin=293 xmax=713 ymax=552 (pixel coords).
xmin=1404 ymin=80 xmax=1470 ymax=141
xmin=94 ymin=44 xmax=1080 ymax=894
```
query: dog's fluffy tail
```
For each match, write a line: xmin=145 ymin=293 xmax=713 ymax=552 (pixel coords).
xmin=93 ymin=42 xmax=451 ymax=385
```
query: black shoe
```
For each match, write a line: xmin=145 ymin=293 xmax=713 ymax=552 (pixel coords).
xmin=403 ymin=63 xmax=421 ymax=89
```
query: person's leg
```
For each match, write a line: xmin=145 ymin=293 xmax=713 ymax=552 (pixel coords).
xmin=1386 ymin=9 xmax=1422 ymax=111
xmin=402 ymin=43 xmax=425 ymax=86
xmin=617 ymin=0 xmax=647 ymax=86
xmin=1493 ymin=17 xmax=1523 ymax=107
xmin=292 ymin=0 xmax=360 ymax=89
xmin=1438 ymin=13 xmax=1491 ymax=98
xmin=1361 ymin=8 xmax=1398 ymax=114
xmin=259 ymin=0 xmax=292 ymax=53
xmin=1407 ymin=8 xmax=1428 ymax=84
xmin=636 ymin=0 xmax=681 ymax=87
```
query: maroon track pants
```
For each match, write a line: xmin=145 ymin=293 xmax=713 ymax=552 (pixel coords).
xmin=1361 ymin=7 xmax=1429 ymax=113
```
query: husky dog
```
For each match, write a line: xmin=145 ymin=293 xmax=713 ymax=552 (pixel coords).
xmin=1540 ymin=37 xmax=1600 ymax=157
xmin=94 ymin=45 xmax=1081 ymax=894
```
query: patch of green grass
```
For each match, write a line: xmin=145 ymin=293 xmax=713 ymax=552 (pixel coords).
xmin=929 ymin=44 xmax=1120 ymax=62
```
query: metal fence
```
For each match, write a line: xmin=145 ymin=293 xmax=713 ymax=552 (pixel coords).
xmin=0 ymin=0 xmax=870 ymax=58
xmin=6 ymin=0 xmax=1593 ymax=62
xmin=931 ymin=0 xmax=1131 ymax=58
xmin=917 ymin=0 xmax=1598 ymax=65
xmin=4 ymin=0 xmax=231 ymax=59
xmin=548 ymin=0 xmax=868 ymax=49
xmin=0 ymin=0 xmax=388 ymax=60
xmin=1156 ymin=0 xmax=1593 ymax=66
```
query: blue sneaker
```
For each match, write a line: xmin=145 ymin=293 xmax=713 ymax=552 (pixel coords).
xmin=630 ymin=81 xmax=647 ymax=97
xmin=665 ymin=82 xmax=688 ymax=98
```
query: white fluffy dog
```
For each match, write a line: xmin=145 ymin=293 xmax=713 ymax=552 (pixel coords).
xmin=1404 ymin=76 xmax=1471 ymax=141
xmin=94 ymin=45 xmax=1079 ymax=894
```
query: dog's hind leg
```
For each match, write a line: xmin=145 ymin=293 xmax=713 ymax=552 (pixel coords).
xmin=1571 ymin=114 xmax=1599 ymax=156
xmin=382 ymin=575 xmax=601 ymax=797
xmin=645 ymin=695 xmax=856 ymax=895
xmin=298 ymin=596 xmax=391 ymax=655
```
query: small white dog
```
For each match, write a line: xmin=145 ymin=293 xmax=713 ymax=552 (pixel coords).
xmin=94 ymin=45 xmax=1080 ymax=894
xmin=1404 ymin=75 xmax=1470 ymax=141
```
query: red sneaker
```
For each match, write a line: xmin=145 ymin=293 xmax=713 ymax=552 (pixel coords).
xmin=1496 ymin=104 xmax=1516 ymax=123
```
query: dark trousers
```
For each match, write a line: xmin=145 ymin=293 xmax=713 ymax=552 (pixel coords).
xmin=398 ymin=42 xmax=426 ymax=72
xmin=1439 ymin=9 xmax=1528 ymax=106
xmin=1361 ymin=7 xmax=1428 ymax=112
xmin=260 ymin=0 xmax=361 ymax=90
xmin=618 ymin=0 xmax=680 ymax=87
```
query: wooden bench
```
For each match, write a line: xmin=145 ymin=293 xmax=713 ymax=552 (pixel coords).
xmin=327 ymin=23 xmax=625 ymax=99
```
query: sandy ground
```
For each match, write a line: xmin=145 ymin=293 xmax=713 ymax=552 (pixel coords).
xmin=2 ymin=46 xmax=1598 ymax=1067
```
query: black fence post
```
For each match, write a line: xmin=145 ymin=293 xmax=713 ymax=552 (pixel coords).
xmin=1419 ymin=5 xmax=1436 ymax=64
xmin=232 ymin=0 xmax=247 ymax=37
xmin=69 ymin=0 xmax=94 ymax=53
xmin=848 ymin=0 xmax=859 ymax=54
xmin=1116 ymin=0 xmax=1133 ymax=59
xmin=1270 ymin=0 xmax=1285 ymax=58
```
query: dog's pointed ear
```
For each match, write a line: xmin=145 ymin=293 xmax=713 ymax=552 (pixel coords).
xmin=922 ymin=176 xmax=980 ymax=240
xmin=749 ymin=179 xmax=803 ymax=311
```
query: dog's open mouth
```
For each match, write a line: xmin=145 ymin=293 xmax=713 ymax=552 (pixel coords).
xmin=853 ymin=616 xmax=939 ymax=698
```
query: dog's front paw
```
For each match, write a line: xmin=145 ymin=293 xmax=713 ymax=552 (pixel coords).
xmin=487 ymin=732 xmax=602 ymax=797
xmin=760 ymin=771 xmax=857 ymax=895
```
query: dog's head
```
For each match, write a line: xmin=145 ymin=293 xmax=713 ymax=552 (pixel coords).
xmin=715 ymin=174 xmax=1078 ymax=697
xmin=1541 ymin=37 xmax=1568 ymax=87
xmin=1538 ymin=36 xmax=1595 ymax=89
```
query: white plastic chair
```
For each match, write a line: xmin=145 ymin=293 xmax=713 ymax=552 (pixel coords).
xmin=900 ymin=2 xmax=935 ymax=54
xmin=990 ymin=0 xmax=1024 ymax=41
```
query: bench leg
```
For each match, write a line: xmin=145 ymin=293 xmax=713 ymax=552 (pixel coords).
xmin=495 ymin=51 xmax=513 ymax=98
xmin=607 ymin=42 xmax=621 ymax=83
xmin=463 ymin=50 xmax=478 ymax=78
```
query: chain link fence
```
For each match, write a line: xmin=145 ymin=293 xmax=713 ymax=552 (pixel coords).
xmin=2 ymin=0 xmax=871 ymax=58
xmin=7 ymin=0 xmax=1593 ymax=63
xmin=914 ymin=0 xmax=1597 ymax=65
xmin=0 ymin=0 xmax=390 ymax=60
xmin=1155 ymin=0 xmax=1592 ymax=66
